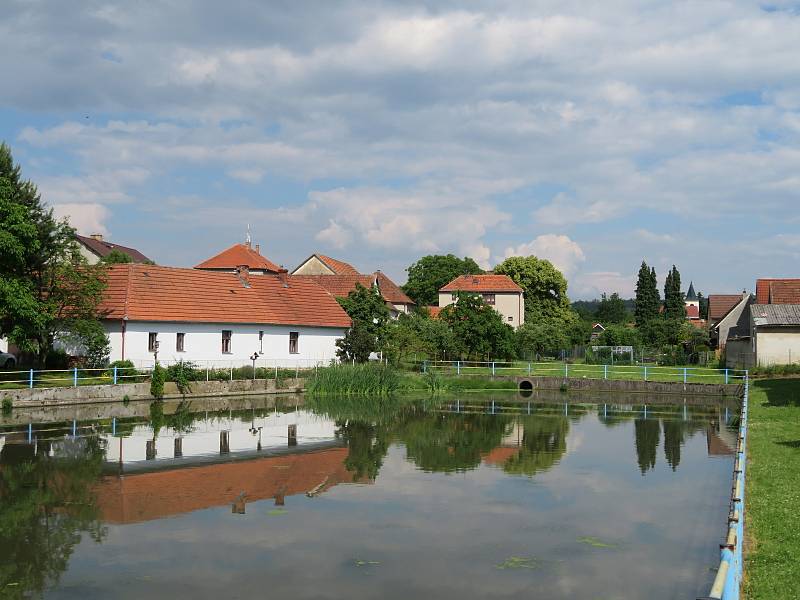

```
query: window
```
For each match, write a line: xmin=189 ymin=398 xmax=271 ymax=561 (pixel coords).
xmin=176 ymin=332 xmax=185 ymax=352
xmin=221 ymin=330 xmax=232 ymax=354
xmin=508 ymin=316 xmax=513 ymax=322
xmin=451 ymin=293 xmax=457 ymax=302
xmin=148 ymin=332 xmax=158 ymax=352
xmin=289 ymin=332 xmax=299 ymax=354
xmin=483 ymin=293 xmax=496 ymax=305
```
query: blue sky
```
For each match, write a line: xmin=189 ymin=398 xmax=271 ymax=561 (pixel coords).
xmin=2 ymin=1 xmax=800 ymax=299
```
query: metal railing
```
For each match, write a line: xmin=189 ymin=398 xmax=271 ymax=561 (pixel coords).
xmin=699 ymin=377 xmax=748 ymax=600
xmin=0 ymin=358 xmax=330 ymax=391
xmin=417 ymin=360 xmax=748 ymax=385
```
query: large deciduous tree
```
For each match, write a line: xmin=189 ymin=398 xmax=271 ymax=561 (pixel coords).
xmin=335 ymin=283 xmax=391 ymax=362
xmin=634 ymin=261 xmax=660 ymax=326
xmin=0 ymin=142 xmax=108 ymax=366
xmin=493 ymin=255 xmax=575 ymax=324
xmin=439 ymin=292 xmax=515 ymax=360
xmin=402 ymin=254 xmax=484 ymax=306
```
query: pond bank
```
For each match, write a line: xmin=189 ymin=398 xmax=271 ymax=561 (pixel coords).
xmin=2 ymin=378 xmax=306 ymax=408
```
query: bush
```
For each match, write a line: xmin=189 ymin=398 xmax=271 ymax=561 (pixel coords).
xmin=165 ymin=360 xmax=200 ymax=395
xmin=150 ymin=362 xmax=166 ymax=399
xmin=106 ymin=360 xmax=137 ymax=380
xmin=2 ymin=396 xmax=12 ymax=415
xmin=45 ymin=349 xmax=70 ymax=370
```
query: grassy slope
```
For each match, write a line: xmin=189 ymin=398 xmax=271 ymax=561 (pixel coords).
xmin=745 ymin=379 xmax=800 ymax=599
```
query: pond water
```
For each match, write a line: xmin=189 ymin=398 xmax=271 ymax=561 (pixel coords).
xmin=0 ymin=393 xmax=738 ymax=599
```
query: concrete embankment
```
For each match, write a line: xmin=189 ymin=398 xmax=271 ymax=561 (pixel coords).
xmin=2 ymin=378 xmax=306 ymax=408
xmin=514 ymin=375 xmax=742 ymax=397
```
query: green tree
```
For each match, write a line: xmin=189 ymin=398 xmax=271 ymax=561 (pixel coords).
xmin=100 ymin=248 xmax=133 ymax=264
xmin=698 ymin=292 xmax=709 ymax=321
xmin=596 ymin=292 xmax=628 ymax=324
xmin=335 ymin=283 xmax=391 ymax=362
xmin=596 ymin=324 xmax=641 ymax=347
xmin=402 ymin=254 xmax=483 ymax=306
xmin=439 ymin=293 xmax=515 ymax=360
xmin=634 ymin=261 xmax=660 ymax=326
xmin=664 ymin=265 xmax=686 ymax=320
xmin=516 ymin=321 xmax=569 ymax=359
xmin=0 ymin=142 xmax=108 ymax=365
xmin=662 ymin=420 xmax=685 ymax=471
xmin=493 ymin=255 xmax=575 ymax=324
xmin=503 ymin=416 xmax=570 ymax=477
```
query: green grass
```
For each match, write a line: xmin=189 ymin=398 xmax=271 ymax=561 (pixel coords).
xmin=419 ymin=361 xmax=741 ymax=385
xmin=745 ymin=379 xmax=800 ymax=599
xmin=307 ymin=363 xmax=402 ymax=395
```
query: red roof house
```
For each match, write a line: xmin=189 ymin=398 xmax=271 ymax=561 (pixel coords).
xmin=756 ymin=279 xmax=800 ymax=304
xmin=195 ymin=243 xmax=282 ymax=274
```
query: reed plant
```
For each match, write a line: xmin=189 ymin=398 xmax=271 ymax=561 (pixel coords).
xmin=307 ymin=363 xmax=401 ymax=396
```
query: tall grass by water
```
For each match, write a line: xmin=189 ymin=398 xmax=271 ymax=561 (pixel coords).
xmin=307 ymin=363 xmax=401 ymax=395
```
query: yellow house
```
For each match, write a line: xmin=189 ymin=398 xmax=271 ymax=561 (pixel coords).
xmin=438 ymin=275 xmax=525 ymax=328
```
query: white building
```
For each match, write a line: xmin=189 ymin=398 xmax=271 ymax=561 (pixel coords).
xmin=99 ymin=264 xmax=351 ymax=368
xmin=438 ymin=274 xmax=525 ymax=328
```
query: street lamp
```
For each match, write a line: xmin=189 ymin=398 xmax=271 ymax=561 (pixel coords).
xmin=250 ymin=352 xmax=259 ymax=380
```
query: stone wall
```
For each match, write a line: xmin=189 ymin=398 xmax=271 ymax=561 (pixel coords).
xmin=2 ymin=378 xmax=306 ymax=408
xmin=515 ymin=375 xmax=742 ymax=397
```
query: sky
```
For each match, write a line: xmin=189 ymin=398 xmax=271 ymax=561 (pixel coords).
xmin=2 ymin=1 xmax=800 ymax=299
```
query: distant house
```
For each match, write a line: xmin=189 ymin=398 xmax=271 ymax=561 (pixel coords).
xmin=725 ymin=278 xmax=800 ymax=368
xmin=438 ymin=274 xmax=524 ymax=328
xmin=709 ymin=292 xmax=752 ymax=350
xmin=76 ymin=234 xmax=152 ymax=264
xmin=195 ymin=241 xmax=282 ymax=275
xmin=291 ymin=254 xmax=415 ymax=317
xmin=96 ymin=264 xmax=350 ymax=368
xmin=590 ymin=323 xmax=605 ymax=341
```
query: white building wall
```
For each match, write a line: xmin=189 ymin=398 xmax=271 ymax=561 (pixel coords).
xmin=755 ymin=328 xmax=800 ymax=366
xmin=104 ymin=320 xmax=346 ymax=368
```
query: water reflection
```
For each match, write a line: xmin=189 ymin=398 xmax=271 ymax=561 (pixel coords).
xmin=0 ymin=394 xmax=739 ymax=599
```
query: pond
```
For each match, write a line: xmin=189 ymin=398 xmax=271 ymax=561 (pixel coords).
xmin=0 ymin=392 xmax=738 ymax=599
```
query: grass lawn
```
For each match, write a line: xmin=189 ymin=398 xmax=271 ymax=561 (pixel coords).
xmin=745 ymin=379 xmax=800 ymax=599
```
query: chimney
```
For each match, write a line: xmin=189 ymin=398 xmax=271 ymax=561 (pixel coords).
xmin=236 ymin=265 xmax=251 ymax=288
xmin=277 ymin=269 xmax=289 ymax=288
xmin=255 ymin=244 xmax=260 ymax=255
xmin=90 ymin=233 xmax=104 ymax=241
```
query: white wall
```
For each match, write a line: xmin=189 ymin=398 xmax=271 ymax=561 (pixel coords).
xmin=104 ymin=320 xmax=346 ymax=368
xmin=756 ymin=327 xmax=800 ymax=366
xmin=0 ymin=337 xmax=7 ymax=353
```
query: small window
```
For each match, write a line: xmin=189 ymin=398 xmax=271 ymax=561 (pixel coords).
xmin=176 ymin=332 xmax=185 ymax=352
xmin=451 ymin=293 xmax=458 ymax=301
xmin=148 ymin=332 xmax=158 ymax=352
xmin=483 ymin=293 xmax=496 ymax=305
xmin=222 ymin=330 xmax=232 ymax=354
xmin=289 ymin=332 xmax=299 ymax=354
xmin=508 ymin=316 xmax=513 ymax=322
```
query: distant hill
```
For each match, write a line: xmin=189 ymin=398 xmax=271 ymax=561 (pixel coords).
xmin=572 ymin=298 xmax=636 ymax=320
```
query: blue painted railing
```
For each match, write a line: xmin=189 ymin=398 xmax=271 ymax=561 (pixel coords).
xmin=699 ymin=375 xmax=748 ymax=600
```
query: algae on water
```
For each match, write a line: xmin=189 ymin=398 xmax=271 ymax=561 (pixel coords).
xmin=496 ymin=556 xmax=539 ymax=570
xmin=577 ymin=536 xmax=617 ymax=549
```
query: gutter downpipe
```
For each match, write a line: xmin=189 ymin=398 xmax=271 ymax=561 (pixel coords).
xmin=121 ymin=317 xmax=128 ymax=361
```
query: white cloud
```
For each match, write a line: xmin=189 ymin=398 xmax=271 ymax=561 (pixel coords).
xmin=52 ymin=203 xmax=110 ymax=236
xmin=573 ymin=271 xmax=637 ymax=299
xmin=315 ymin=219 xmax=352 ymax=249
xmin=503 ymin=234 xmax=586 ymax=278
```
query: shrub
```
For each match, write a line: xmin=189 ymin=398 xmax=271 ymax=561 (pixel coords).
xmin=166 ymin=360 xmax=200 ymax=395
xmin=150 ymin=362 xmax=166 ymax=399
xmin=45 ymin=349 xmax=70 ymax=370
xmin=106 ymin=360 xmax=137 ymax=381
xmin=2 ymin=396 xmax=12 ymax=415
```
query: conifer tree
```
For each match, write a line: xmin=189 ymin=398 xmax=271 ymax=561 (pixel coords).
xmin=664 ymin=265 xmax=686 ymax=320
xmin=634 ymin=261 xmax=659 ymax=326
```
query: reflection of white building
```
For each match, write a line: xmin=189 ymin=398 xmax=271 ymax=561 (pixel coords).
xmin=103 ymin=410 xmax=338 ymax=466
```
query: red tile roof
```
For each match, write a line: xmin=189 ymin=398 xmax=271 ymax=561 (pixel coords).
xmin=94 ymin=448 xmax=363 ymax=524
xmin=294 ymin=272 xmax=414 ymax=306
xmin=686 ymin=304 xmax=700 ymax=319
xmin=375 ymin=271 xmax=414 ymax=305
xmin=482 ymin=447 xmax=518 ymax=466
xmin=756 ymin=279 xmax=800 ymax=304
xmin=708 ymin=294 xmax=744 ymax=321
xmin=76 ymin=234 xmax=152 ymax=263
xmin=195 ymin=243 xmax=282 ymax=273
xmin=440 ymin=274 xmax=523 ymax=293
xmin=317 ymin=255 xmax=360 ymax=275
xmin=99 ymin=264 xmax=351 ymax=328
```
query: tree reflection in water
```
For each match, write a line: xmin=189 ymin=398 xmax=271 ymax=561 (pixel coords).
xmin=0 ymin=436 xmax=106 ymax=597
xmin=503 ymin=416 xmax=570 ymax=477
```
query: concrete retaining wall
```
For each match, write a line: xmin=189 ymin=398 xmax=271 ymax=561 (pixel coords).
xmin=2 ymin=378 xmax=306 ymax=408
xmin=515 ymin=375 xmax=742 ymax=397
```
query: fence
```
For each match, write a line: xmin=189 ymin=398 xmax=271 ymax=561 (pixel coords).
xmin=0 ymin=358 xmax=328 ymax=391
xmin=698 ymin=377 xmax=748 ymax=600
xmin=417 ymin=360 xmax=748 ymax=385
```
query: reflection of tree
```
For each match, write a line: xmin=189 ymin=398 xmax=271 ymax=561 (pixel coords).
xmin=634 ymin=419 xmax=660 ymax=474
xmin=503 ymin=416 xmax=570 ymax=476
xmin=399 ymin=414 xmax=511 ymax=473
xmin=0 ymin=438 xmax=106 ymax=597
xmin=338 ymin=421 xmax=391 ymax=481
xmin=662 ymin=420 xmax=686 ymax=471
